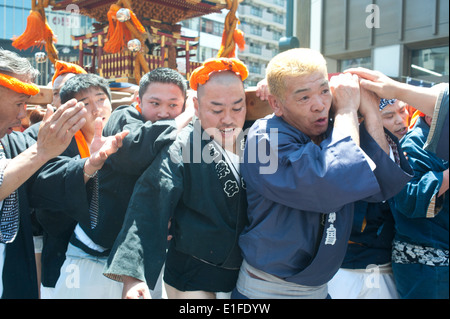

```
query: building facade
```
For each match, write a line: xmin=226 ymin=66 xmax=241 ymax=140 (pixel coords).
xmin=2 ymin=1 xmax=289 ymax=87
xmin=0 ymin=0 xmax=95 ymax=85
xmin=181 ymin=0 xmax=287 ymax=87
xmin=295 ymin=0 xmax=449 ymax=85
xmin=237 ymin=0 xmax=287 ymax=86
xmin=180 ymin=11 xmax=226 ymax=68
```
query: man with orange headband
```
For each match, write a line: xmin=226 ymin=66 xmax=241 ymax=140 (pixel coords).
xmin=51 ymin=60 xmax=87 ymax=108
xmin=390 ymin=111 xmax=448 ymax=299
xmin=43 ymin=68 xmax=191 ymax=299
xmin=104 ymin=58 xmax=249 ymax=299
xmin=26 ymin=73 xmax=128 ymax=299
xmin=0 ymin=49 xmax=87 ymax=298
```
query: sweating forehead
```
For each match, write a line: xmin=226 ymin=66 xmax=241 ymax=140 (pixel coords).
xmin=197 ymin=71 xmax=244 ymax=97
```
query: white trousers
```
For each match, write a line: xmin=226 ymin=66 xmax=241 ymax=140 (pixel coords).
xmin=328 ymin=263 xmax=399 ymax=299
xmin=53 ymin=243 xmax=164 ymax=299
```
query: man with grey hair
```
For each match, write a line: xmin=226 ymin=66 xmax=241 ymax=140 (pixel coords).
xmin=0 ymin=48 xmax=87 ymax=298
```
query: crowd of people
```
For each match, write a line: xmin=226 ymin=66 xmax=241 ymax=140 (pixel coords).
xmin=0 ymin=47 xmax=448 ymax=300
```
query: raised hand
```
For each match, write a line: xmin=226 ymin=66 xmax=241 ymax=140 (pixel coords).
xmin=329 ymin=73 xmax=361 ymax=146
xmin=83 ymin=117 xmax=129 ymax=180
xmin=255 ymin=78 xmax=270 ymax=101
xmin=344 ymin=67 xmax=400 ymax=100
xmin=36 ymin=99 xmax=87 ymax=162
xmin=329 ymin=73 xmax=361 ymax=114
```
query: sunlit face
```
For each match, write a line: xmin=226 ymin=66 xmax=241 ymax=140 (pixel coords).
xmin=269 ymin=71 xmax=332 ymax=144
xmin=380 ymin=100 xmax=409 ymax=140
xmin=0 ymin=78 xmax=30 ymax=138
xmin=138 ymin=82 xmax=185 ymax=123
xmin=74 ymin=87 xmax=112 ymax=141
xmin=195 ymin=72 xmax=246 ymax=152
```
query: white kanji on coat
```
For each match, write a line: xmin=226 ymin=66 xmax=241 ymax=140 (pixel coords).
xmin=224 ymin=180 xmax=239 ymax=197
xmin=215 ymin=160 xmax=230 ymax=179
xmin=325 ymin=224 xmax=337 ymax=245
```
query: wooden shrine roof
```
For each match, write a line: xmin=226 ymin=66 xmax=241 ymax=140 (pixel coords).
xmin=51 ymin=0 xmax=241 ymax=25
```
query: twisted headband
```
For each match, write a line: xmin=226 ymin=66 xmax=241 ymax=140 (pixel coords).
xmin=52 ymin=60 xmax=87 ymax=85
xmin=379 ymin=98 xmax=397 ymax=110
xmin=189 ymin=58 xmax=248 ymax=91
xmin=0 ymin=73 xmax=40 ymax=96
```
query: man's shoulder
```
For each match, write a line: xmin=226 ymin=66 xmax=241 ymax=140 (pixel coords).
xmin=1 ymin=131 xmax=36 ymax=153
xmin=249 ymin=114 xmax=309 ymax=144
xmin=172 ymin=122 xmax=194 ymax=149
xmin=401 ymin=119 xmax=429 ymax=147
xmin=110 ymin=104 xmax=140 ymax=119
xmin=104 ymin=104 xmax=142 ymax=133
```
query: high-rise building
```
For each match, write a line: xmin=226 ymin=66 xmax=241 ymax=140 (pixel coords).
xmin=180 ymin=0 xmax=287 ymax=87
xmin=180 ymin=10 xmax=227 ymax=67
xmin=237 ymin=0 xmax=286 ymax=86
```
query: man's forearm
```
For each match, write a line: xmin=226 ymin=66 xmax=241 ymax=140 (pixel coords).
xmin=363 ymin=112 xmax=390 ymax=155
xmin=0 ymin=143 xmax=47 ymax=200
xmin=394 ymin=82 xmax=438 ymax=116
xmin=333 ymin=109 xmax=360 ymax=146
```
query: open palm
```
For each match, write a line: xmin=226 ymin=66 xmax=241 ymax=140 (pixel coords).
xmin=89 ymin=117 xmax=129 ymax=170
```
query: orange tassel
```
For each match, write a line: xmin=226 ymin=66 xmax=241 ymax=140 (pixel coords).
xmin=104 ymin=4 xmax=145 ymax=53
xmin=234 ymin=29 xmax=245 ymax=51
xmin=104 ymin=5 xmax=123 ymax=53
xmin=129 ymin=10 xmax=145 ymax=34
xmin=218 ymin=28 xmax=245 ymax=58
xmin=12 ymin=11 xmax=55 ymax=50
xmin=218 ymin=31 xmax=227 ymax=57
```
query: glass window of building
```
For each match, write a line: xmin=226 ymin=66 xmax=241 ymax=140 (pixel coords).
xmin=250 ymin=25 xmax=262 ymax=36
xmin=272 ymin=30 xmax=282 ymax=41
xmin=273 ymin=13 xmax=284 ymax=24
xmin=251 ymin=6 xmax=263 ymax=18
xmin=249 ymin=43 xmax=262 ymax=55
xmin=411 ymin=46 xmax=449 ymax=78
xmin=213 ymin=21 xmax=223 ymax=36
xmin=249 ymin=62 xmax=261 ymax=74
xmin=201 ymin=19 xmax=213 ymax=33
xmin=340 ymin=56 xmax=371 ymax=72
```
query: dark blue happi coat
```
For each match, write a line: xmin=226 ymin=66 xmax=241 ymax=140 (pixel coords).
xmin=239 ymin=115 xmax=413 ymax=287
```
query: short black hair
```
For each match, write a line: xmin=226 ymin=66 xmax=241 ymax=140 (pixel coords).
xmin=139 ymin=68 xmax=187 ymax=100
xmin=60 ymin=73 xmax=111 ymax=104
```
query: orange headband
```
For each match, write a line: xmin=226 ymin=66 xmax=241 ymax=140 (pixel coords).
xmin=189 ymin=58 xmax=248 ymax=91
xmin=52 ymin=60 xmax=87 ymax=85
xmin=0 ymin=73 xmax=40 ymax=95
